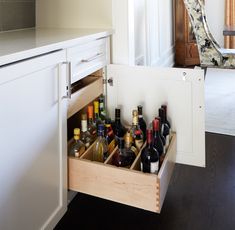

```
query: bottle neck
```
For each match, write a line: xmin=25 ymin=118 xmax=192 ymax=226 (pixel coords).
xmin=132 ymin=115 xmax=138 ymax=126
xmin=81 ymin=119 xmax=87 ymax=132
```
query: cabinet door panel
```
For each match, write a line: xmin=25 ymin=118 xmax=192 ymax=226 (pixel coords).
xmin=106 ymin=64 xmax=205 ymax=167
xmin=0 ymin=51 xmax=67 ymax=230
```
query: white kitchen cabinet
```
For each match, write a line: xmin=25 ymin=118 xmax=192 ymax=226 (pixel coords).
xmin=0 ymin=50 xmax=68 ymax=230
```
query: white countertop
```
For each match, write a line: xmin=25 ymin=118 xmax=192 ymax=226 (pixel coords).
xmin=0 ymin=28 xmax=112 ymax=66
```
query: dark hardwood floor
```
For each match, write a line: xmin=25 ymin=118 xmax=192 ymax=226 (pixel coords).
xmin=55 ymin=132 xmax=235 ymax=230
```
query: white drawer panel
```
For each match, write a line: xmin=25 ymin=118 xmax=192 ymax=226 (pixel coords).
xmin=67 ymin=38 xmax=108 ymax=83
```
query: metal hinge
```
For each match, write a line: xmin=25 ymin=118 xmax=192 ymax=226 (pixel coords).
xmin=103 ymin=78 xmax=113 ymax=86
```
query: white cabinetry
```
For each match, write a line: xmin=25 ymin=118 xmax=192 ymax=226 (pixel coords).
xmin=0 ymin=51 xmax=67 ymax=230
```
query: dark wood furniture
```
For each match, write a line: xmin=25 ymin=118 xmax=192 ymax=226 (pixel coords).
xmin=175 ymin=0 xmax=200 ymax=66
xmin=223 ymin=26 xmax=235 ymax=36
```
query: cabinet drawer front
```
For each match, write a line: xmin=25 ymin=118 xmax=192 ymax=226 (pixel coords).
xmin=68 ymin=133 xmax=176 ymax=213
xmin=67 ymin=38 xmax=108 ymax=84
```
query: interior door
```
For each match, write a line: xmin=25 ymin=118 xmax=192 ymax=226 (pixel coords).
xmin=0 ymin=51 xmax=67 ymax=230
xmin=106 ymin=64 xmax=205 ymax=167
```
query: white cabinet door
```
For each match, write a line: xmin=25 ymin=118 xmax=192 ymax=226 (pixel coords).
xmin=0 ymin=51 xmax=67 ymax=230
xmin=106 ymin=64 xmax=205 ymax=167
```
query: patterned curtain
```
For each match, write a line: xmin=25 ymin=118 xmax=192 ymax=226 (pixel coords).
xmin=225 ymin=0 xmax=235 ymax=48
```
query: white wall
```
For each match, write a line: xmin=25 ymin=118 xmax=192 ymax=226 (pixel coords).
xmin=205 ymin=0 xmax=224 ymax=47
xmin=36 ymin=0 xmax=112 ymax=28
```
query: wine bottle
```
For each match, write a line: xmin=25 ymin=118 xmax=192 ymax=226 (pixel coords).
xmin=87 ymin=105 xmax=97 ymax=142
xmin=130 ymin=110 xmax=144 ymax=151
xmin=112 ymin=138 xmax=136 ymax=168
xmin=92 ymin=124 xmax=108 ymax=162
xmin=137 ymin=105 xmax=147 ymax=142
xmin=124 ymin=130 xmax=138 ymax=157
xmin=105 ymin=122 xmax=116 ymax=154
xmin=152 ymin=118 xmax=164 ymax=165
xmin=140 ymin=129 xmax=159 ymax=174
xmin=69 ymin=128 xmax=85 ymax=158
xmin=99 ymin=94 xmax=107 ymax=121
xmin=161 ymin=104 xmax=171 ymax=135
xmin=93 ymin=100 xmax=103 ymax=128
xmin=159 ymin=108 xmax=170 ymax=149
xmin=113 ymin=108 xmax=126 ymax=141
xmin=80 ymin=113 xmax=92 ymax=149
xmin=155 ymin=116 xmax=166 ymax=150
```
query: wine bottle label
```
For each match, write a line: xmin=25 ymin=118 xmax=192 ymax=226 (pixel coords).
xmin=108 ymin=139 xmax=116 ymax=154
xmin=131 ymin=146 xmax=138 ymax=157
xmin=150 ymin=161 xmax=159 ymax=174
xmin=74 ymin=146 xmax=85 ymax=158
xmin=135 ymin=139 xmax=143 ymax=151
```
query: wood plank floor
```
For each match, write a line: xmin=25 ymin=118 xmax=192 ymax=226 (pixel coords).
xmin=55 ymin=132 xmax=235 ymax=230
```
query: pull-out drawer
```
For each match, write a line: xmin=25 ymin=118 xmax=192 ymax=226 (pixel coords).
xmin=68 ymin=133 xmax=176 ymax=213
xmin=67 ymin=38 xmax=108 ymax=84
xmin=67 ymin=74 xmax=103 ymax=118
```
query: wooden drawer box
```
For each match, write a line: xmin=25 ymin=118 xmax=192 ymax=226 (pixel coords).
xmin=67 ymin=38 xmax=108 ymax=84
xmin=67 ymin=75 xmax=103 ymax=118
xmin=68 ymin=133 xmax=177 ymax=213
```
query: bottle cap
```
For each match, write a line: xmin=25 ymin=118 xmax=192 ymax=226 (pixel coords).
xmin=132 ymin=110 xmax=138 ymax=117
xmin=115 ymin=108 xmax=121 ymax=118
xmin=152 ymin=119 xmax=159 ymax=131
xmin=147 ymin=129 xmax=153 ymax=143
xmin=94 ymin=101 xmax=99 ymax=113
xmin=137 ymin=105 xmax=143 ymax=115
xmin=74 ymin=128 xmax=80 ymax=135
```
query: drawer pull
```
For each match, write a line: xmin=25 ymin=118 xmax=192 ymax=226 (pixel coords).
xmin=81 ymin=53 xmax=103 ymax=63
xmin=62 ymin=61 xmax=72 ymax=99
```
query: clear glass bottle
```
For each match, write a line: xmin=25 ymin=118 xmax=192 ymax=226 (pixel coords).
xmin=112 ymin=138 xmax=135 ymax=168
xmin=87 ymin=105 xmax=97 ymax=142
xmin=69 ymin=128 xmax=86 ymax=158
xmin=130 ymin=110 xmax=144 ymax=151
xmin=140 ymin=129 xmax=159 ymax=174
xmin=137 ymin=105 xmax=147 ymax=142
xmin=80 ymin=113 xmax=92 ymax=149
xmin=92 ymin=124 xmax=108 ymax=162
xmin=159 ymin=108 xmax=170 ymax=150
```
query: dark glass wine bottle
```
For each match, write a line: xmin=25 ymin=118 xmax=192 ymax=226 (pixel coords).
xmin=105 ymin=122 xmax=116 ymax=154
xmin=159 ymin=108 xmax=170 ymax=149
xmin=140 ymin=129 xmax=159 ymax=174
xmin=112 ymin=138 xmax=135 ymax=168
xmin=155 ymin=117 xmax=166 ymax=154
xmin=137 ymin=105 xmax=147 ymax=142
xmin=152 ymin=118 xmax=164 ymax=165
xmin=161 ymin=104 xmax=171 ymax=134
xmin=113 ymin=108 xmax=126 ymax=141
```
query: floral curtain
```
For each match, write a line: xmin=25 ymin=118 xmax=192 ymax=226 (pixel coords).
xmin=225 ymin=0 xmax=235 ymax=48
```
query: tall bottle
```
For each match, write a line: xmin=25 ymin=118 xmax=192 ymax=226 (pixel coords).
xmin=130 ymin=110 xmax=144 ymax=151
xmin=99 ymin=94 xmax=107 ymax=121
xmin=105 ymin=122 xmax=116 ymax=154
xmin=69 ymin=128 xmax=85 ymax=158
xmin=152 ymin=118 xmax=164 ymax=165
xmin=113 ymin=108 xmax=126 ymax=141
xmin=159 ymin=108 xmax=170 ymax=149
xmin=112 ymin=138 xmax=136 ymax=168
xmin=87 ymin=105 xmax=97 ymax=142
xmin=93 ymin=100 xmax=103 ymax=128
xmin=155 ymin=116 xmax=166 ymax=149
xmin=140 ymin=129 xmax=159 ymax=174
xmin=137 ymin=105 xmax=147 ymax=142
xmin=80 ymin=113 xmax=92 ymax=149
xmin=93 ymin=124 xmax=108 ymax=162
xmin=161 ymin=104 xmax=171 ymax=135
